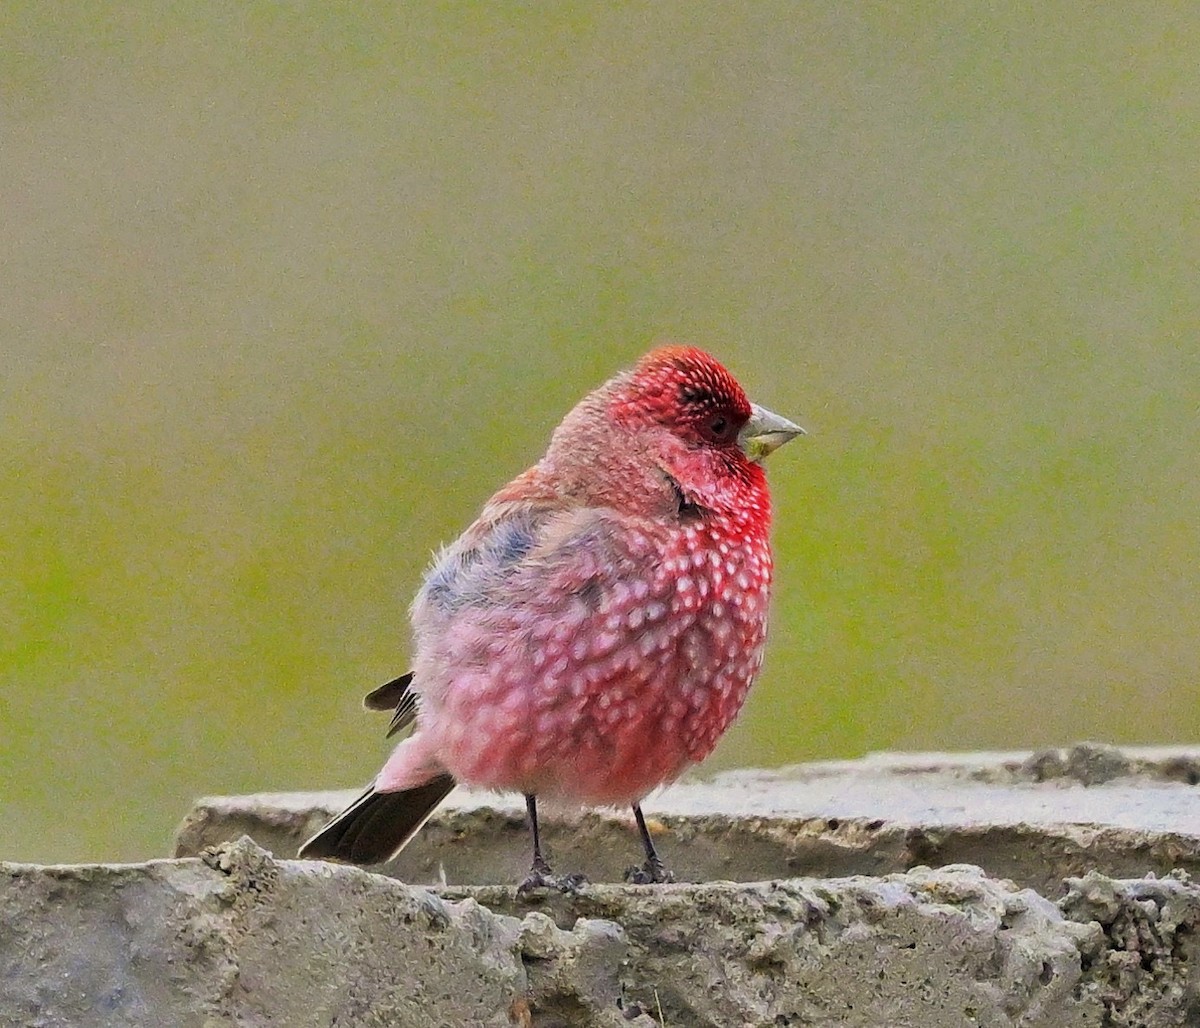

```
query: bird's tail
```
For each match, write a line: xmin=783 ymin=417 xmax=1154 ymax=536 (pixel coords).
xmin=297 ymin=773 xmax=456 ymax=866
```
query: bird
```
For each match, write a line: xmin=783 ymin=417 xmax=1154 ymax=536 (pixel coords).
xmin=298 ymin=345 xmax=803 ymax=889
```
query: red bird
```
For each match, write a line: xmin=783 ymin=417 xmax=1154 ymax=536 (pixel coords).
xmin=300 ymin=346 xmax=802 ymax=887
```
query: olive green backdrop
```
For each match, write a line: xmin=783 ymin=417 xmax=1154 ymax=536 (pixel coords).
xmin=3 ymin=5 xmax=1197 ymax=861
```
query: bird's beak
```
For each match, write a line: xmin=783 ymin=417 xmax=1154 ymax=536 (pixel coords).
xmin=739 ymin=403 xmax=805 ymax=462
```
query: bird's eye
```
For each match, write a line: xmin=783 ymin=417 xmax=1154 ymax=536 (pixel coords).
xmin=703 ymin=413 xmax=736 ymax=444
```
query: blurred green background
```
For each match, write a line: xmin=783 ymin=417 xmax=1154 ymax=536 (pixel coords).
xmin=2 ymin=5 xmax=1197 ymax=863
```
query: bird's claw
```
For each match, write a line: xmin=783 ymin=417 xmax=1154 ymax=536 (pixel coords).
xmin=557 ymin=871 xmax=590 ymax=892
xmin=624 ymin=859 xmax=676 ymax=885
xmin=517 ymin=867 xmax=590 ymax=895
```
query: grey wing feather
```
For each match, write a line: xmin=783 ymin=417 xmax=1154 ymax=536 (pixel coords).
xmin=419 ymin=510 xmax=544 ymax=613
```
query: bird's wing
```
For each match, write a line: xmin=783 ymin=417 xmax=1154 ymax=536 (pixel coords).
xmin=417 ymin=501 xmax=660 ymax=627
xmin=368 ymin=503 xmax=581 ymax=737
xmin=417 ymin=504 xmax=561 ymax=613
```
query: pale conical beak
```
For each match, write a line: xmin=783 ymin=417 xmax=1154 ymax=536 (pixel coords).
xmin=739 ymin=403 xmax=805 ymax=462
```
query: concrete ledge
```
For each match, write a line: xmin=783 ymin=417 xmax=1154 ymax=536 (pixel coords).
xmin=6 ymin=836 xmax=1200 ymax=1026
xmin=9 ymin=746 xmax=1199 ymax=1026
xmin=175 ymin=744 xmax=1200 ymax=896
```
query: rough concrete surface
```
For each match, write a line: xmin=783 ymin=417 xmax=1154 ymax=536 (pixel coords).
xmin=6 ymin=836 xmax=1200 ymax=1027
xmin=6 ymin=746 xmax=1200 ymax=1026
xmin=176 ymin=744 xmax=1200 ymax=896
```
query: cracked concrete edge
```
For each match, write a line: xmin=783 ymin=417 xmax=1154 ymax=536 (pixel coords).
xmin=4 ymin=837 xmax=1200 ymax=1027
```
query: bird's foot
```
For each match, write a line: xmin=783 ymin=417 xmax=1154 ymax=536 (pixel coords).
xmin=624 ymin=857 xmax=676 ymax=885
xmin=517 ymin=860 xmax=589 ymax=895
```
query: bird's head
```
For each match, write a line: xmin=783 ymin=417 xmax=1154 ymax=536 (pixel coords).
xmin=543 ymin=345 xmax=803 ymax=518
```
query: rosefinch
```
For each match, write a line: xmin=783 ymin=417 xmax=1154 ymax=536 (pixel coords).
xmin=300 ymin=346 xmax=802 ymax=887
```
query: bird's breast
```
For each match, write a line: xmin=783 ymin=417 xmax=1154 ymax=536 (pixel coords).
xmin=651 ymin=516 xmax=773 ymax=761
xmin=421 ymin=511 xmax=774 ymax=804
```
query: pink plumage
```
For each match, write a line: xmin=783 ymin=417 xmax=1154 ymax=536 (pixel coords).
xmin=300 ymin=345 xmax=802 ymax=886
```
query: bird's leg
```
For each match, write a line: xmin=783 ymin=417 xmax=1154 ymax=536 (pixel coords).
xmin=517 ymin=794 xmax=588 ymax=894
xmin=625 ymin=803 xmax=676 ymax=884
xmin=525 ymin=793 xmax=553 ymax=881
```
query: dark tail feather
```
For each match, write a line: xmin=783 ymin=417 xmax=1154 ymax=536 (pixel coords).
xmin=363 ymin=671 xmax=413 ymax=711
xmin=362 ymin=671 xmax=419 ymax=738
xmin=297 ymin=773 xmax=456 ymax=866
